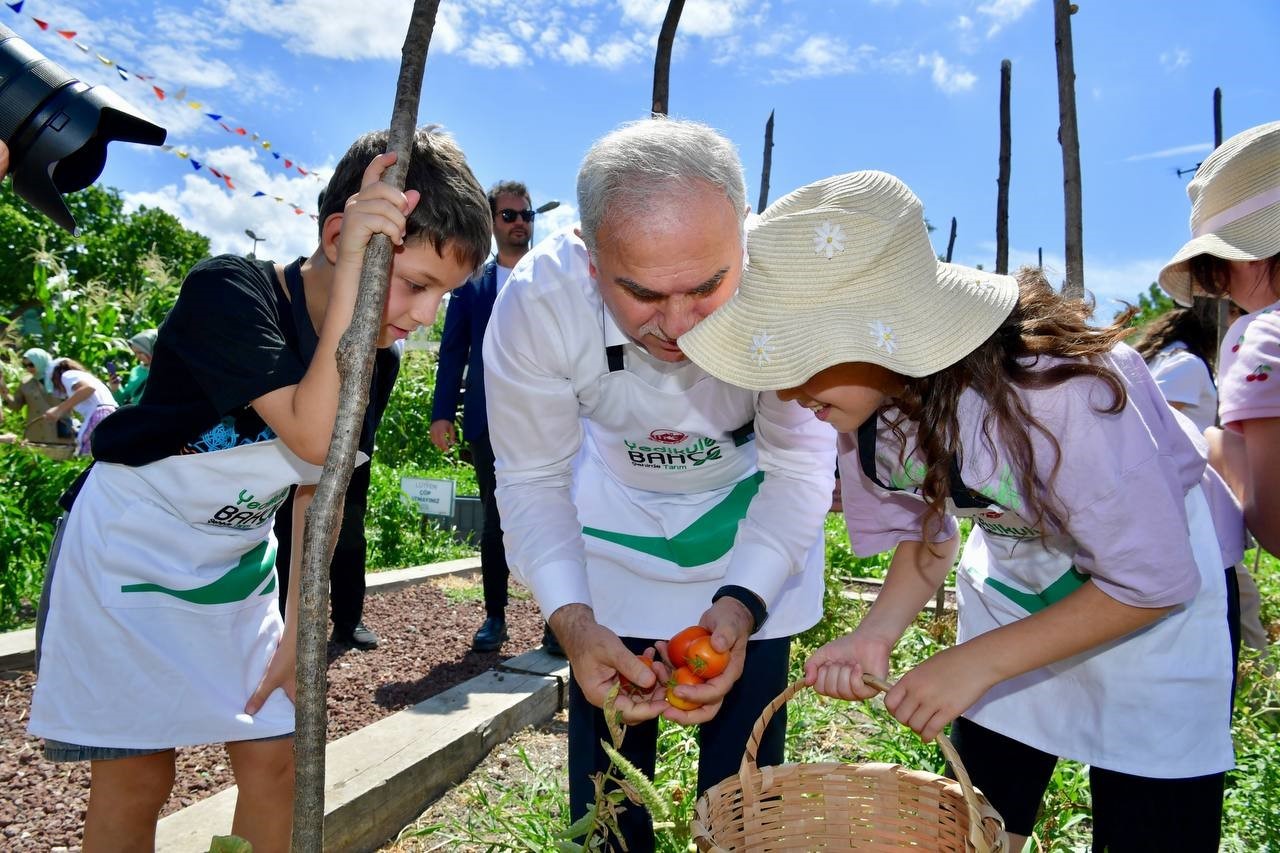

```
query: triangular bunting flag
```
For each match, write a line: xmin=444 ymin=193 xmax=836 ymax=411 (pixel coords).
xmin=186 ymin=101 xmax=202 ymax=109
xmin=161 ymin=144 xmax=173 ymax=152
xmin=293 ymin=208 xmax=304 ymax=215
xmin=284 ymin=159 xmax=292 ymax=169
xmin=74 ymin=42 xmax=87 ymax=52
xmin=234 ymin=127 xmax=247 ymax=136
xmin=153 ymin=86 xmax=165 ymax=100
xmin=206 ymin=113 xmax=222 ymax=122
xmin=224 ymin=176 xmax=235 ymax=190
xmin=32 ymin=17 xmax=48 ymax=30
xmin=96 ymin=54 xmax=112 ymax=65
xmin=116 ymin=66 xmax=128 ymax=80
xmin=262 ymin=142 xmax=272 ymax=150
xmin=190 ymin=160 xmax=202 ymax=170
xmin=174 ymin=87 xmax=186 ymax=101
xmin=176 ymin=150 xmax=189 ymax=159
xmin=6 ymin=1 xmax=24 ymax=13
xmin=58 ymin=30 xmax=76 ymax=39
xmin=209 ymin=167 xmax=223 ymax=178
xmin=252 ymin=191 xmax=266 ymax=198
xmin=297 ymin=167 xmax=308 ymax=176
xmin=219 ymin=122 xmax=232 ymax=132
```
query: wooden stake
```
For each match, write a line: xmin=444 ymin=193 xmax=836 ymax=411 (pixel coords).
xmin=758 ymin=109 xmax=775 ymax=214
xmin=945 ymin=216 xmax=958 ymax=264
xmin=1053 ymin=0 xmax=1084 ymax=298
xmin=292 ymin=2 xmax=442 ymax=848
xmin=1213 ymin=87 xmax=1230 ymax=348
xmin=996 ymin=59 xmax=1012 ymax=275
xmin=651 ymin=0 xmax=685 ymax=116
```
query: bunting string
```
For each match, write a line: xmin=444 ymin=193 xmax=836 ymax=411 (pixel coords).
xmin=4 ymin=0 xmax=328 ymax=184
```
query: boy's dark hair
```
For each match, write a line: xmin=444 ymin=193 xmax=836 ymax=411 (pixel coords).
xmin=319 ymin=126 xmax=491 ymax=272
xmin=487 ymin=180 xmax=531 ymax=215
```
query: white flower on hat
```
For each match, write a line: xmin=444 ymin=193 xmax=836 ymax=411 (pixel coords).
xmin=813 ymin=221 xmax=846 ymax=259
xmin=869 ymin=320 xmax=896 ymax=354
xmin=749 ymin=331 xmax=774 ymax=367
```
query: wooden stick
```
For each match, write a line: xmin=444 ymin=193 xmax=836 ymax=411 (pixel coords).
xmin=757 ymin=109 xmax=775 ymax=214
xmin=291 ymin=2 xmax=442 ymax=848
xmin=1053 ymin=0 xmax=1084 ymax=298
xmin=996 ymin=59 xmax=1011 ymax=275
xmin=651 ymin=0 xmax=685 ymax=116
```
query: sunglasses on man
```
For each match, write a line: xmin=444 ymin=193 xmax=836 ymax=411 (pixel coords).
xmin=498 ymin=208 xmax=536 ymax=223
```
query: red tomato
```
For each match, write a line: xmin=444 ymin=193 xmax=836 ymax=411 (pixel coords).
xmin=618 ymin=655 xmax=655 ymax=697
xmin=666 ymin=665 xmax=704 ymax=711
xmin=685 ymin=635 xmax=728 ymax=679
xmin=667 ymin=625 xmax=711 ymax=669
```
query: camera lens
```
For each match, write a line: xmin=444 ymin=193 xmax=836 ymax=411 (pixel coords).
xmin=0 ymin=24 xmax=166 ymax=233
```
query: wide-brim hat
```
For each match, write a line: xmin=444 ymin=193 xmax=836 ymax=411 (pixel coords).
xmin=1158 ymin=121 xmax=1280 ymax=306
xmin=679 ymin=171 xmax=1018 ymax=391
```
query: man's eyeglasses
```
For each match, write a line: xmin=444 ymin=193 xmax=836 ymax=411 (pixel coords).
xmin=499 ymin=208 xmax=536 ymax=223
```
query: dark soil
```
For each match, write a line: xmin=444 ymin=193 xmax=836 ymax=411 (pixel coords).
xmin=0 ymin=574 xmax=544 ymax=851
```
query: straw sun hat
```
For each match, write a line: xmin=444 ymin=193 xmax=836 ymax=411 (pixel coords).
xmin=1158 ymin=120 xmax=1280 ymax=306
xmin=679 ymin=171 xmax=1018 ymax=391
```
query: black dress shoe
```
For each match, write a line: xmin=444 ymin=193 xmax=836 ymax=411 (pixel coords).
xmin=472 ymin=616 xmax=508 ymax=652
xmin=333 ymin=622 xmax=379 ymax=651
xmin=541 ymin=623 xmax=566 ymax=658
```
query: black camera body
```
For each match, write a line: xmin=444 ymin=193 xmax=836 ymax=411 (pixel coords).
xmin=0 ymin=24 xmax=166 ymax=233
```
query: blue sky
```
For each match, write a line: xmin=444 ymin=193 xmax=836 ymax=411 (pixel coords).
xmin=6 ymin=0 xmax=1278 ymax=311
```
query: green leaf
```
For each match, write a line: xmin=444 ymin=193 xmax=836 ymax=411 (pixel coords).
xmin=207 ymin=835 xmax=253 ymax=853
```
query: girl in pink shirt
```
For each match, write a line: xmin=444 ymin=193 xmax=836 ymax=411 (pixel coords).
xmin=681 ymin=170 xmax=1237 ymax=851
xmin=1159 ymin=120 xmax=1280 ymax=555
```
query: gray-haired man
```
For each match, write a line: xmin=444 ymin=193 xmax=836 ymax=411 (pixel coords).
xmin=483 ymin=118 xmax=834 ymax=849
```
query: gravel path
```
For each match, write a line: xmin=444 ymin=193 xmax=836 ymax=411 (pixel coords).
xmin=0 ymin=574 xmax=545 ymax=851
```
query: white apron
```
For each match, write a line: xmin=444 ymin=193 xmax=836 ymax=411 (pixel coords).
xmin=958 ymin=484 xmax=1233 ymax=778
xmin=572 ymin=341 xmax=823 ymax=639
xmin=29 ymin=438 xmax=321 ymax=749
xmin=854 ymin=417 xmax=1233 ymax=778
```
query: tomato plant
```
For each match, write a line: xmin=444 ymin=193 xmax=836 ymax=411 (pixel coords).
xmin=667 ymin=625 xmax=710 ymax=669
xmin=665 ymin=665 xmax=703 ymax=711
xmin=685 ymin=635 xmax=728 ymax=678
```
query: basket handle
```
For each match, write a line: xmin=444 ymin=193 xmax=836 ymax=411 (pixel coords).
xmin=739 ymin=675 xmax=996 ymax=853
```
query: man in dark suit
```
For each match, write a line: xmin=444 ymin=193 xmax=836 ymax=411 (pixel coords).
xmin=431 ymin=180 xmax=562 ymax=654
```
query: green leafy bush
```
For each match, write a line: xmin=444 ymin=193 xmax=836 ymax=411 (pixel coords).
xmin=0 ymin=445 xmax=88 ymax=629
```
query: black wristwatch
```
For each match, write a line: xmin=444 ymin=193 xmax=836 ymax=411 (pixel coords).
xmin=712 ymin=585 xmax=768 ymax=635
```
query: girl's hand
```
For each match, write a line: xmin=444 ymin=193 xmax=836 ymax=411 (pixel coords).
xmin=882 ymin=644 xmax=999 ymax=742
xmin=334 ymin=151 xmax=422 ymax=269
xmin=42 ymin=406 xmax=61 ymax=422
xmin=803 ymin=629 xmax=893 ymax=701
xmin=245 ymin=631 xmax=297 ymax=715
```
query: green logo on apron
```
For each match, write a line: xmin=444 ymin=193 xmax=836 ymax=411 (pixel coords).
xmin=581 ymin=472 xmax=763 ymax=567
xmin=985 ymin=565 xmax=1088 ymax=614
xmin=121 ymin=539 xmax=277 ymax=605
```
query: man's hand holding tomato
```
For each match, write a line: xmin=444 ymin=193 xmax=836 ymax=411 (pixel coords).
xmin=549 ymin=603 xmax=669 ymax=724
xmin=656 ymin=595 xmax=754 ymax=724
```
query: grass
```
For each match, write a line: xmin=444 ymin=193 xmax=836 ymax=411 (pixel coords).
xmin=398 ymin=536 xmax=1280 ymax=852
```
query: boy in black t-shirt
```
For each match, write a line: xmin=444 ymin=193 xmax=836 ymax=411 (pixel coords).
xmin=29 ymin=128 xmax=491 ymax=852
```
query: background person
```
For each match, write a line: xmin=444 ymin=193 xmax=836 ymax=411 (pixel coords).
xmin=110 ymin=329 xmax=158 ymax=406
xmin=1159 ymin=120 xmax=1280 ymax=558
xmin=1132 ymin=306 xmax=1219 ymax=433
xmin=431 ymin=179 xmax=555 ymax=653
xmin=2 ymin=347 xmax=75 ymax=445
xmin=484 ymin=118 xmax=834 ymax=850
xmin=680 ymin=170 xmax=1239 ymax=852
xmin=27 ymin=129 xmax=491 ymax=852
xmin=47 ymin=358 xmax=116 ymax=457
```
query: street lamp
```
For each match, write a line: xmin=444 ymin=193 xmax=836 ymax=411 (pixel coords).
xmin=245 ymin=228 xmax=265 ymax=259
xmin=535 ymin=200 xmax=560 ymax=215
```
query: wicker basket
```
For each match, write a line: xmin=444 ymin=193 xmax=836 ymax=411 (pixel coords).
xmin=691 ymin=676 xmax=1008 ymax=852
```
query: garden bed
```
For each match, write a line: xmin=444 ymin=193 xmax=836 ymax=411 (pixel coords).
xmin=0 ymin=575 xmax=544 ymax=851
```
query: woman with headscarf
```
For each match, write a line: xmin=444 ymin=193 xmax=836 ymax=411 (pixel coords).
xmin=111 ymin=329 xmax=158 ymax=406
xmin=1 ymin=348 xmax=75 ymax=445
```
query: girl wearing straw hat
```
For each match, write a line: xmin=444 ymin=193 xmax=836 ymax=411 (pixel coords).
xmin=1158 ymin=120 xmax=1280 ymax=556
xmin=679 ymin=171 xmax=1239 ymax=851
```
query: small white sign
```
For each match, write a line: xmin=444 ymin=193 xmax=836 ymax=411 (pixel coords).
xmin=400 ymin=477 xmax=456 ymax=517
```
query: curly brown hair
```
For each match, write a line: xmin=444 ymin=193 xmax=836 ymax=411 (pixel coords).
xmin=886 ymin=267 xmax=1135 ymax=543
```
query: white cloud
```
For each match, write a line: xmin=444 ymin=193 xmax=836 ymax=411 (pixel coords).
xmin=963 ymin=243 xmax=1163 ymax=313
xmin=1124 ymin=142 xmax=1212 ymax=163
xmin=219 ymin=0 xmax=425 ymax=61
xmin=531 ymin=203 xmax=579 ymax=247
xmin=774 ymin=34 xmax=866 ymax=80
xmin=461 ymin=29 xmax=527 ymax=68
xmin=595 ymin=38 xmax=645 ymax=70
xmin=558 ymin=34 xmax=592 ymax=64
xmin=122 ymin=145 xmax=323 ymax=261
xmin=1160 ymin=48 xmax=1190 ymax=72
xmin=976 ymin=0 xmax=1035 ymax=38
xmin=919 ymin=53 xmax=977 ymax=94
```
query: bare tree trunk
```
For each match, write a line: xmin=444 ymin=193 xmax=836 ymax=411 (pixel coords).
xmin=757 ymin=109 xmax=775 ymax=214
xmin=292 ymin=2 xmax=442 ymax=848
xmin=1053 ymin=0 xmax=1084 ymax=298
xmin=945 ymin=216 xmax=957 ymax=263
xmin=1213 ymin=87 xmax=1230 ymax=349
xmin=996 ymin=59 xmax=1012 ymax=275
xmin=651 ymin=0 xmax=685 ymax=116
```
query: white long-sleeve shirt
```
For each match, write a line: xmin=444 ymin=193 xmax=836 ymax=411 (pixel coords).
xmin=482 ymin=227 xmax=835 ymax=639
